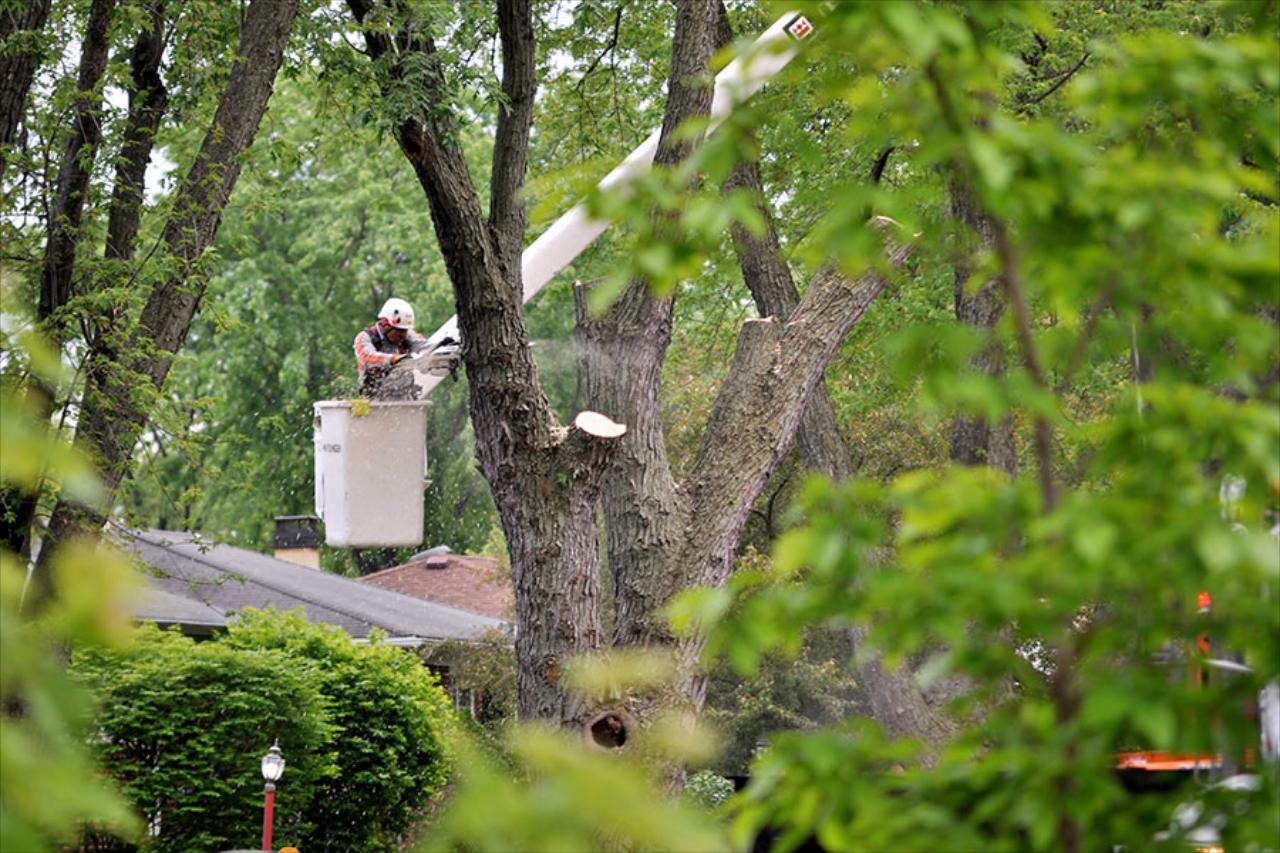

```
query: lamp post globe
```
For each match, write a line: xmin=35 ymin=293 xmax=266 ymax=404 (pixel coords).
xmin=261 ymin=741 xmax=285 ymax=783
xmin=260 ymin=740 xmax=284 ymax=851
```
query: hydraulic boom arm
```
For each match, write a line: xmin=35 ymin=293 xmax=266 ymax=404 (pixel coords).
xmin=417 ymin=10 xmax=817 ymax=395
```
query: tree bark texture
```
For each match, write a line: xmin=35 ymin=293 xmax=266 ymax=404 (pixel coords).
xmin=588 ymin=0 xmax=719 ymax=652
xmin=575 ymin=277 xmax=682 ymax=651
xmin=723 ymin=156 xmax=854 ymax=482
xmin=38 ymin=0 xmax=116 ymax=337
xmin=349 ymin=0 xmax=624 ymax=724
xmin=0 ymin=0 xmax=51 ymax=182
xmin=682 ymin=241 xmax=907 ymax=595
xmin=489 ymin=0 xmax=535 ymax=276
xmin=722 ymin=150 xmax=958 ymax=748
xmin=37 ymin=0 xmax=300 ymax=577
xmin=849 ymin=624 xmax=959 ymax=745
xmin=0 ymin=0 xmax=116 ymax=559
xmin=105 ymin=2 xmax=168 ymax=264
xmin=947 ymin=172 xmax=1017 ymax=476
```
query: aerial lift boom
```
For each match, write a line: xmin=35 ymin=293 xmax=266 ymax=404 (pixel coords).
xmin=316 ymin=10 xmax=819 ymax=546
xmin=415 ymin=10 xmax=818 ymax=395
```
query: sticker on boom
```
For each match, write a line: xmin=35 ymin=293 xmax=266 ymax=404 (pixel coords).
xmin=785 ymin=15 xmax=813 ymax=40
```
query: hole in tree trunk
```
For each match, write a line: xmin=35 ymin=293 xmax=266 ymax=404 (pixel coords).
xmin=587 ymin=711 xmax=629 ymax=749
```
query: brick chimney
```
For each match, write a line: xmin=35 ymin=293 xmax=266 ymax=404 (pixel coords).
xmin=273 ymin=515 xmax=322 ymax=569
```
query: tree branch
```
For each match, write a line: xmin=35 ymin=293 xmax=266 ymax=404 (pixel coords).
xmin=991 ymin=219 xmax=1058 ymax=511
xmin=869 ymin=144 xmax=896 ymax=184
xmin=347 ymin=0 xmax=484 ymax=244
xmin=0 ymin=0 xmax=52 ymax=182
xmin=654 ymin=0 xmax=718 ymax=168
xmin=723 ymin=152 xmax=856 ymax=480
xmin=38 ymin=0 xmax=117 ymax=338
xmin=138 ymin=0 xmax=298 ymax=360
xmin=686 ymin=222 xmax=911 ymax=587
xmin=104 ymin=0 xmax=168 ymax=264
xmin=488 ymin=0 xmax=536 ymax=274
xmin=1018 ymin=51 xmax=1089 ymax=112
xmin=576 ymin=2 xmax=625 ymax=93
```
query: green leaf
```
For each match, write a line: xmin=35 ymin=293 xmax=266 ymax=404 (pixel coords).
xmin=1070 ymin=519 xmax=1118 ymax=566
xmin=1195 ymin=527 xmax=1238 ymax=573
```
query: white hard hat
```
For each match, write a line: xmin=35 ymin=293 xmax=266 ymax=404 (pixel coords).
xmin=378 ymin=297 xmax=415 ymax=330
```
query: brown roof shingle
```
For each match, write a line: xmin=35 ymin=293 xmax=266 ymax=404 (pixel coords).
xmin=358 ymin=554 xmax=513 ymax=621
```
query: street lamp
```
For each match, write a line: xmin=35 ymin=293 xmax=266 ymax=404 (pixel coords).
xmin=260 ymin=740 xmax=285 ymax=852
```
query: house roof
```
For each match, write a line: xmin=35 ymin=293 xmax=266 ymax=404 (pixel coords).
xmin=124 ymin=529 xmax=505 ymax=642
xmin=131 ymin=586 xmax=228 ymax=636
xmin=359 ymin=554 xmax=513 ymax=621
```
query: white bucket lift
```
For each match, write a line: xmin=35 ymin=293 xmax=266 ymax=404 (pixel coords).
xmin=312 ymin=10 xmax=816 ymax=548
xmin=313 ymin=400 xmax=430 ymax=547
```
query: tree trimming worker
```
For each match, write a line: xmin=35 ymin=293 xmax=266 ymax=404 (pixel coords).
xmin=354 ymin=297 xmax=430 ymax=399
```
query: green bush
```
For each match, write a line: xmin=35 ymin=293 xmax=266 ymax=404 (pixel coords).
xmin=70 ymin=624 xmax=333 ymax=852
xmin=223 ymin=609 xmax=455 ymax=852
xmin=685 ymin=769 xmax=735 ymax=810
xmin=72 ymin=609 xmax=456 ymax=852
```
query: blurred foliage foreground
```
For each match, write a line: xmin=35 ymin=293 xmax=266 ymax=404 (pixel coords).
xmin=4 ymin=2 xmax=1280 ymax=853
xmin=1 ymin=333 xmax=455 ymax=853
xmin=1 ymin=325 xmax=141 ymax=849
xmin=431 ymin=2 xmax=1280 ymax=852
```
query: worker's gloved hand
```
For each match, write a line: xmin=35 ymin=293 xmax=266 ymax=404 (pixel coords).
xmin=390 ymin=353 xmax=407 ymax=365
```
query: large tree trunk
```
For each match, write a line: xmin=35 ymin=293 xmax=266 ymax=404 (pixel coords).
xmin=588 ymin=0 xmax=719 ymax=653
xmin=0 ymin=0 xmax=51 ymax=182
xmin=36 ymin=0 xmax=300 ymax=578
xmin=0 ymin=0 xmax=116 ymax=558
xmin=355 ymin=0 xmax=912 ymax=740
xmin=38 ymin=0 xmax=116 ymax=338
xmin=947 ymin=174 xmax=1017 ymax=475
xmin=348 ymin=0 xmax=624 ymax=726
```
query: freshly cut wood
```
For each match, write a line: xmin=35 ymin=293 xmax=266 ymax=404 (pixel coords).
xmin=574 ymin=411 xmax=627 ymax=439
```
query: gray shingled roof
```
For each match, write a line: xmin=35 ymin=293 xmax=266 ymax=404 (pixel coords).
xmin=126 ymin=529 xmax=504 ymax=642
xmin=131 ymin=587 xmax=228 ymax=635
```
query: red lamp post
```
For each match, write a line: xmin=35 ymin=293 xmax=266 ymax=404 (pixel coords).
xmin=260 ymin=740 xmax=285 ymax=851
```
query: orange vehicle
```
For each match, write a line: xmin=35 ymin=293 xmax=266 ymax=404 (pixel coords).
xmin=1113 ymin=583 xmax=1278 ymax=850
xmin=1113 ymin=592 xmax=1261 ymax=790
